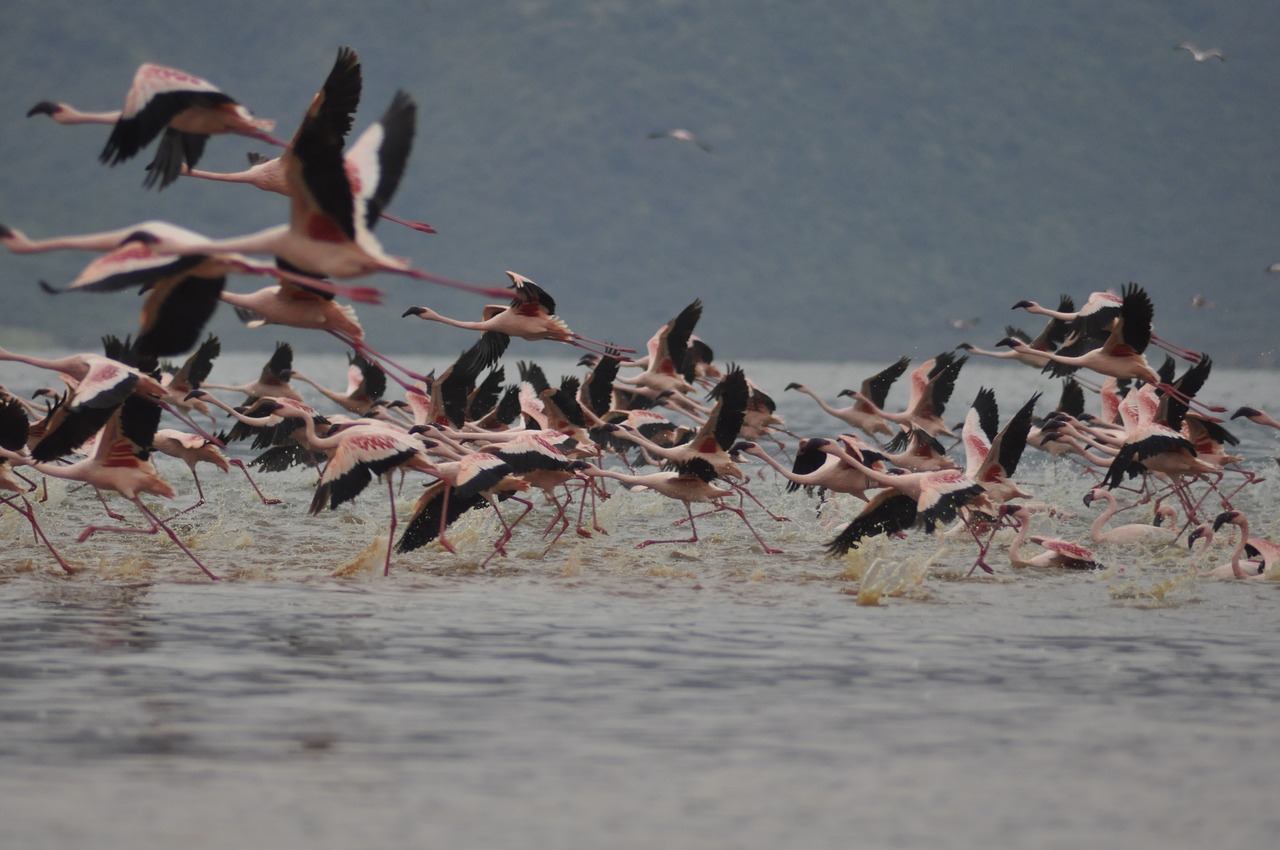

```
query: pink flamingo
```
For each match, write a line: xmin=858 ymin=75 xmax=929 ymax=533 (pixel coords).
xmin=28 ymin=61 xmax=284 ymax=189
xmin=3 ymin=397 xmax=219 ymax=579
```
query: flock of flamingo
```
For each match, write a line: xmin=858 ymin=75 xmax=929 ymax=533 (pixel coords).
xmin=1 ymin=47 xmax=1277 ymax=583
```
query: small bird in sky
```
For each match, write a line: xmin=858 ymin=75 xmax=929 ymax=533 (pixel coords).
xmin=1190 ymin=295 xmax=1212 ymax=309
xmin=1175 ymin=42 xmax=1225 ymax=62
xmin=1266 ymin=262 xmax=1280 ymax=273
xmin=647 ymin=128 xmax=712 ymax=152
xmin=948 ymin=317 xmax=980 ymax=330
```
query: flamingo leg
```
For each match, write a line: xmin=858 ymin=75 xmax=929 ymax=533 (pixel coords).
xmin=163 ymin=467 xmax=207 ymax=521
xmin=714 ymin=502 xmax=783 ymax=554
xmin=728 ymin=480 xmax=790 ymax=523
xmin=384 ymin=477 xmax=397 ymax=577
xmin=79 ymin=499 xmax=219 ymax=581
xmin=638 ymin=501 xmax=700 ymax=548
xmin=227 ymin=458 xmax=281 ymax=505
xmin=2 ymin=493 xmax=76 ymax=574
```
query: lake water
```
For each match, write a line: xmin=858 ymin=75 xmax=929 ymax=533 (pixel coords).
xmin=1 ymin=351 xmax=1278 ymax=849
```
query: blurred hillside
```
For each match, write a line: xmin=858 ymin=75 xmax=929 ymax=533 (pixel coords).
xmin=1 ymin=0 xmax=1277 ymax=367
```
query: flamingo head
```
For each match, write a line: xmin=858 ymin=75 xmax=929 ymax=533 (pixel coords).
xmin=995 ymin=337 xmax=1021 ymax=349
xmin=1230 ymin=406 xmax=1260 ymax=420
xmin=402 ymin=306 xmax=431 ymax=319
xmin=783 ymin=382 xmax=804 ymax=391
xmin=1186 ymin=524 xmax=1212 ymax=551
xmin=1213 ymin=510 xmax=1243 ymax=532
xmin=1011 ymin=300 xmax=1035 ymax=310
xmin=26 ymin=101 xmax=62 ymax=118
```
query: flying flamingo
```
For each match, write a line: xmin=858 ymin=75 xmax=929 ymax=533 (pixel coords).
xmin=785 ymin=356 xmax=909 ymax=440
xmin=403 ymin=271 xmax=628 ymax=359
xmin=28 ymin=61 xmax=285 ymax=189
xmin=961 ymin=389 xmax=1041 ymax=506
xmin=732 ymin=439 xmax=884 ymax=502
xmin=172 ymin=49 xmax=434 ymax=234
xmin=1231 ymin=407 xmax=1280 ymax=430
xmin=1012 ymin=286 xmax=1203 ymax=365
xmin=647 ymin=128 xmax=713 ymax=152
xmin=1175 ymin=42 xmax=1225 ymax=62
xmin=836 ymin=352 xmax=968 ymax=438
xmin=1001 ymin=285 xmax=1221 ymax=415
xmin=145 ymin=49 xmax=509 ymax=301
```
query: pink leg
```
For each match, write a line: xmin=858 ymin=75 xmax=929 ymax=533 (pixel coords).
xmin=228 ymin=458 xmax=281 ymax=505
xmin=81 ymin=499 xmax=219 ymax=580
xmin=380 ymin=211 xmax=436 ymax=233
xmin=2 ymin=493 xmax=76 ymax=574
xmin=384 ymin=477 xmax=397 ymax=577
xmin=163 ymin=468 xmax=207 ymax=521
xmin=715 ymin=502 xmax=782 ymax=554
xmin=638 ymin=501 xmax=701 ymax=548
xmin=729 ymin=480 xmax=790 ymax=522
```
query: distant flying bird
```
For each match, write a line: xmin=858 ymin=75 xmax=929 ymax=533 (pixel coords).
xmin=29 ymin=62 xmax=284 ymax=189
xmin=1267 ymin=262 xmax=1280 ymax=274
xmin=1190 ymin=295 xmax=1212 ymax=309
xmin=948 ymin=317 xmax=980 ymax=330
xmin=647 ymin=128 xmax=712 ymax=152
xmin=1174 ymin=42 xmax=1225 ymax=62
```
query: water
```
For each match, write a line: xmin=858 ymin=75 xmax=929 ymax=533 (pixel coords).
xmin=2 ymin=352 xmax=1278 ymax=849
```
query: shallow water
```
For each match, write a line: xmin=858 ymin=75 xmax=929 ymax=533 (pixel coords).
xmin=1 ymin=353 xmax=1278 ymax=849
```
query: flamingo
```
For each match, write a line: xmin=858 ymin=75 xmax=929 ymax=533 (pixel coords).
xmin=961 ymin=389 xmax=1041 ymax=505
xmin=403 ymin=271 xmax=627 ymax=359
xmin=0 ymin=398 xmax=75 ymax=573
xmin=836 ymin=352 xmax=968 ymax=438
xmin=617 ymin=300 xmax=705 ymax=397
xmin=152 ymin=428 xmax=281 ymax=517
xmin=1 ymin=396 xmax=219 ymax=579
xmin=785 ymin=356 xmax=909 ymax=439
xmin=1012 ymin=285 xmax=1203 ymax=365
xmin=1001 ymin=285 xmax=1220 ymax=415
xmin=581 ymin=465 xmax=780 ymax=553
xmin=254 ymin=398 xmax=437 ymax=576
xmin=396 ymin=450 xmax=532 ymax=566
xmin=146 ymin=49 xmax=509 ymax=300
xmin=811 ymin=438 xmax=994 ymax=568
xmin=1175 ymin=42 xmax=1225 ymax=62
xmin=1193 ymin=511 xmax=1275 ymax=579
xmin=28 ymin=61 xmax=284 ymax=189
xmin=2 ymin=222 xmax=384 ymax=305
xmin=647 ymin=128 xmax=712 ymax=152
xmin=170 ymin=47 xmax=434 ymax=234
xmin=1203 ymin=512 xmax=1274 ymax=578
xmin=1082 ymin=488 xmax=1179 ymax=546
xmin=957 ymin=295 xmax=1075 ymax=369
xmin=290 ymin=352 xmax=387 ymax=416
xmin=1001 ymin=504 xmax=1101 ymax=570
xmin=733 ymin=439 xmax=884 ymax=502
